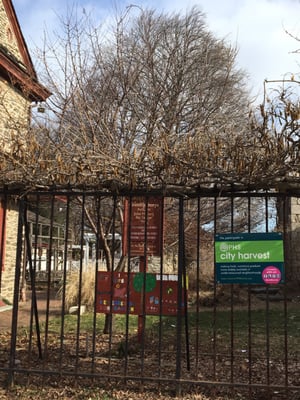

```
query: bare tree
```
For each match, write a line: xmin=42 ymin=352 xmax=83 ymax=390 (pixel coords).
xmin=18 ymin=6 xmax=255 ymax=332
xmin=2 ymin=7 xmax=300 ymax=192
xmin=29 ymin=6 xmax=251 ymax=190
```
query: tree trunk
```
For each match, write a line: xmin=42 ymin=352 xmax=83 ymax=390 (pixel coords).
xmin=103 ymin=312 xmax=114 ymax=334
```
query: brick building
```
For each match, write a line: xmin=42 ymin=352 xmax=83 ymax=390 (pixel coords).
xmin=0 ymin=0 xmax=50 ymax=302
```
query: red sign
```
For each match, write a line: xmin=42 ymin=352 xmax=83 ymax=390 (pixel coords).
xmin=96 ymin=271 xmax=186 ymax=316
xmin=122 ymin=197 xmax=163 ymax=256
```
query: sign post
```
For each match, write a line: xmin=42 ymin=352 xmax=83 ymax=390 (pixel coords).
xmin=124 ymin=197 xmax=163 ymax=341
xmin=96 ymin=197 xmax=186 ymax=342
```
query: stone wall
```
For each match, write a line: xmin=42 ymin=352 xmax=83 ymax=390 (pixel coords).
xmin=0 ymin=78 xmax=30 ymax=147
xmin=287 ymin=197 xmax=300 ymax=282
xmin=0 ymin=1 xmax=25 ymax=70
xmin=0 ymin=0 xmax=30 ymax=146
xmin=0 ymin=1 xmax=31 ymax=302
xmin=1 ymin=201 xmax=19 ymax=303
xmin=0 ymin=77 xmax=30 ymax=303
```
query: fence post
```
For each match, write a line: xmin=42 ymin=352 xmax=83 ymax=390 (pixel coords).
xmin=8 ymin=199 xmax=24 ymax=387
xmin=175 ymin=197 xmax=184 ymax=396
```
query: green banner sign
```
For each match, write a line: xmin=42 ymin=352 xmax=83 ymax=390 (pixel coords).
xmin=215 ymin=232 xmax=284 ymax=284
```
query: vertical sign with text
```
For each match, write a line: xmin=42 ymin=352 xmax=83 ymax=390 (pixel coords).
xmin=122 ymin=197 xmax=163 ymax=257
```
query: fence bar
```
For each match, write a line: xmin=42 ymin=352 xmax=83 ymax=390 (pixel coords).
xmin=1 ymin=190 xmax=298 ymax=400
xmin=92 ymin=195 xmax=101 ymax=374
xmin=27 ymin=194 xmax=40 ymax=357
xmin=124 ymin=195 xmax=133 ymax=378
xmin=230 ymin=196 xmax=234 ymax=392
xmin=43 ymin=193 xmax=55 ymax=361
xmin=195 ymin=197 xmax=201 ymax=373
xmin=158 ymin=196 xmax=165 ymax=382
xmin=175 ymin=196 xmax=185 ymax=396
xmin=59 ymin=193 xmax=71 ymax=373
xmin=8 ymin=199 xmax=25 ymax=386
xmin=0 ymin=191 xmax=7 ymax=290
xmin=212 ymin=196 xmax=217 ymax=380
xmin=23 ymin=199 xmax=43 ymax=359
xmin=283 ymin=195 xmax=289 ymax=400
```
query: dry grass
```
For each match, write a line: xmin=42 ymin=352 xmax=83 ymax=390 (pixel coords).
xmin=59 ymin=267 xmax=95 ymax=310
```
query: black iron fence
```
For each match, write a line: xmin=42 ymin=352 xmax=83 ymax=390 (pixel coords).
xmin=0 ymin=189 xmax=299 ymax=399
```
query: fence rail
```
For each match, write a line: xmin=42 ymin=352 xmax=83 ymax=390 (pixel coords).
xmin=0 ymin=189 xmax=299 ymax=399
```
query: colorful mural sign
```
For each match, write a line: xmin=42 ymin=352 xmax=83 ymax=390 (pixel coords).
xmin=215 ymin=232 xmax=284 ymax=284
xmin=96 ymin=271 xmax=186 ymax=316
xmin=122 ymin=197 xmax=163 ymax=256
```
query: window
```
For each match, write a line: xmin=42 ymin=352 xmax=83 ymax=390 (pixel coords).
xmin=6 ymin=27 xmax=13 ymax=43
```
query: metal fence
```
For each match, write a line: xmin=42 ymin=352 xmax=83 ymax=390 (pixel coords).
xmin=0 ymin=189 xmax=299 ymax=399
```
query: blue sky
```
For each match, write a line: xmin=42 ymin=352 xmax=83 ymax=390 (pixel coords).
xmin=13 ymin=0 xmax=300 ymax=101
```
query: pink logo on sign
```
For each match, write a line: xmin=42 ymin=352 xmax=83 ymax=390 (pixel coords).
xmin=262 ymin=266 xmax=281 ymax=284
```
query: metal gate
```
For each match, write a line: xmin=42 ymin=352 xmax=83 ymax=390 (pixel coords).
xmin=0 ymin=189 xmax=299 ymax=399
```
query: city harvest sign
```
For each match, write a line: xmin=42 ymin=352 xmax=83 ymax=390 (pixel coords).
xmin=215 ymin=232 xmax=284 ymax=285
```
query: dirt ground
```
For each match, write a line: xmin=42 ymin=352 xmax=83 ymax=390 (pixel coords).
xmin=0 ymin=286 xmax=299 ymax=400
xmin=0 ymin=290 xmax=234 ymax=400
xmin=0 ymin=293 xmax=229 ymax=400
xmin=0 ymin=289 xmax=62 ymax=332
